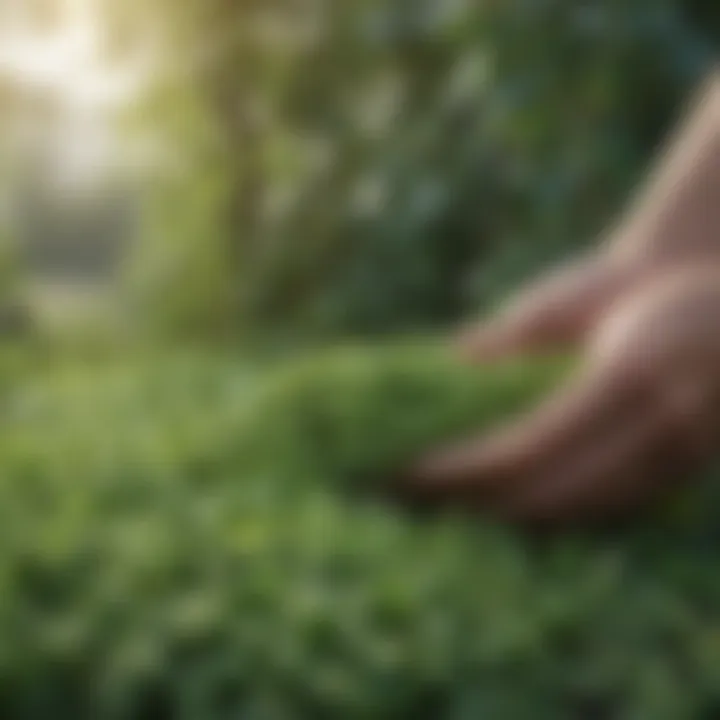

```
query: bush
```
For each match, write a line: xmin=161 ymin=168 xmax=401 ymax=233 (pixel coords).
xmin=0 ymin=346 xmax=719 ymax=718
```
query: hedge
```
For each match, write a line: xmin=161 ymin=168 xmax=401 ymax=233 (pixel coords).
xmin=0 ymin=346 xmax=719 ymax=719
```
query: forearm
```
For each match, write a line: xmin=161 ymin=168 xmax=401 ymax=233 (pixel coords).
xmin=609 ymin=67 xmax=720 ymax=264
xmin=458 ymin=68 xmax=720 ymax=361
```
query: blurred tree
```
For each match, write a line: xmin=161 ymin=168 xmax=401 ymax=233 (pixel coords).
xmin=117 ymin=0 xmax=718 ymax=341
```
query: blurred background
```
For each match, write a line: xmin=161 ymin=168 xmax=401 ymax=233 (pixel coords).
xmin=0 ymin=0 xmax=718 ymax=349
xmin=0 ymin=5 xmax=719 ymax=715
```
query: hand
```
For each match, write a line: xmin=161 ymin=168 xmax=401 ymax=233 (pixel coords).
xmin=455 ymin=251 xmax=641 ymax=361
xmin=403 ymin=267 xmax=720 ymax=524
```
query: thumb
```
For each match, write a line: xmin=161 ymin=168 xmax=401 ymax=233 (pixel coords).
xmin=457 ymin=254 xmax=637 ymax=362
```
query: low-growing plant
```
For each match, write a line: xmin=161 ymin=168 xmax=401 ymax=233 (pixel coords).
xmin=0 ymin=346 xmax=718 ymax=719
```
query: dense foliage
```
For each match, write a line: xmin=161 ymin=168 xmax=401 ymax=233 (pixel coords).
xmin=1 ymin=346 xmax=719 ymax=718
xmin=117 ymin=0 xmax=719 ymax=339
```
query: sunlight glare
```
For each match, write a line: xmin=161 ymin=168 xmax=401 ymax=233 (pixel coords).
xmin=0 ymin=0 xmax=143 ymax=112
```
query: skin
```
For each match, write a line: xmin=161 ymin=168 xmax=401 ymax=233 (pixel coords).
xmin=402 ymin=70 xmax=720 ymax=525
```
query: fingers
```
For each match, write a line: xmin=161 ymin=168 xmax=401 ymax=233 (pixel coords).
xmin=504 ymin=401 xmax=678 ymax=524
xmin=456 ymin=255 xmax=635 ymax=362
xmin=402 ymin=362 xmax=640 ymax=504
xmin=400 ymin=369 xmax=719 ymax=523
xmin=403 ymin=372 xmax=720 ymax=525
xmin=505 ymin=376 xmax=720 ymax=524
xmin=455 ymin=317 xmax=529 ymax=363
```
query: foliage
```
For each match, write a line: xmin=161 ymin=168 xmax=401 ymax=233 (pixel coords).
xmin=0 ymin=345 xmax=719 ymax=717
xmin=120 ymin=0 xmax=718 ymax=339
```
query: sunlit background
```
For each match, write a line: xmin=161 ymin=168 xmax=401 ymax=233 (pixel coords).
xmin=0 ymin=0 xmax=716 ymax=346
xmin=0 ymin=0 xmax=150 ymax=333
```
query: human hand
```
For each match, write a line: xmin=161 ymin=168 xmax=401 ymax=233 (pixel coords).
xmin=455 ymin=251 xmax=640 ymax=361
xmin=402 ymin=267 xmax=720 ymax=524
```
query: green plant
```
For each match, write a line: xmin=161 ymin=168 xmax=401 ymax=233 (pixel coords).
xmin=0 ymin=346 xmax=719 ymax=718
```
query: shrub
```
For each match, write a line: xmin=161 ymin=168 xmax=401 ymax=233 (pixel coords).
xmin=0 ymin=346 xmax=718 ymax=718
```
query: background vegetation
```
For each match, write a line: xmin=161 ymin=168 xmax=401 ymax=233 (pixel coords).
xmin=116 ymin=0 xmax=719 ymax=341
